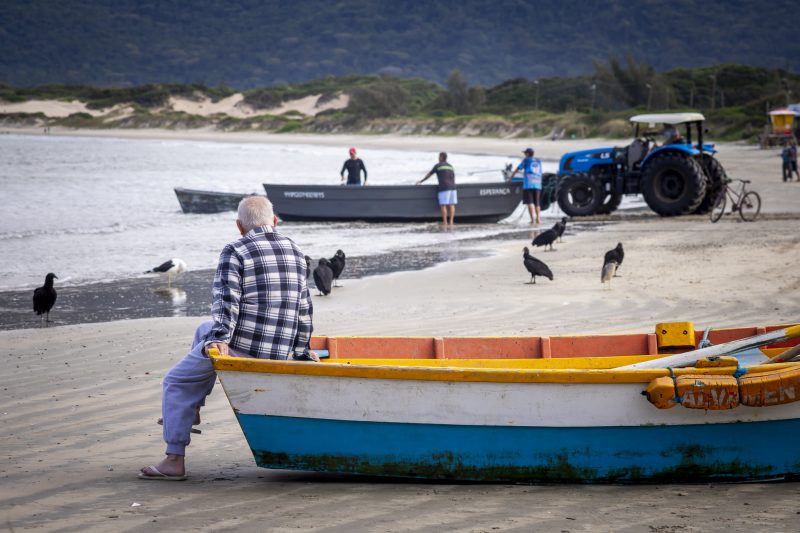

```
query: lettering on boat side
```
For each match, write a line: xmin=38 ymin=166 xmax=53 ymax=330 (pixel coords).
xmin=479 ymin=188 xmax=511 ymax=196
xmin=284 ymin=191 xmax=325 ymax=199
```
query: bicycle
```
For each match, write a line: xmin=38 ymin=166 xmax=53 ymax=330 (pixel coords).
xmin=709 ymin=178 xmax=761 ymax=223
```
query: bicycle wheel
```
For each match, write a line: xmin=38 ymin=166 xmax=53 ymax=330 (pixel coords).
xmin=709 ymin=190 xmax=726 ymax=223
xmin=738 ymin=191 xmax=761 ymax=222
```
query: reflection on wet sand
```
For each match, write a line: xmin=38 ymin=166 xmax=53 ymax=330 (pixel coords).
xmin=154 ymin=286 xmax=188 ymax=316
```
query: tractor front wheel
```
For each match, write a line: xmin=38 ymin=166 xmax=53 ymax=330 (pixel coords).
xmin=540 ymin=173 xmax=556 ymax=211
xmin=556 ymin=173 xmax=603 ymax=217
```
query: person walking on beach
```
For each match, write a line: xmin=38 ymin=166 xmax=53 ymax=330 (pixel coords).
xmin=139 ymin=196 xmax=316 ymax=481
xmin=781 ymin=142 xmax=794 ymax=182
xmin=508 ymin=147 xmax=543 ymax=224
xmin=417 ymin=152 xmax=457 ymax=225
xmin=340 ymin=147 xmax=368 ymax=186
xmin=789 ymin=139 xmax=800 ymax=182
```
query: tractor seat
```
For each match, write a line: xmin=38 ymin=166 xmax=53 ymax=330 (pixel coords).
xmin=626 ymin=138 xmax=649 ymax=170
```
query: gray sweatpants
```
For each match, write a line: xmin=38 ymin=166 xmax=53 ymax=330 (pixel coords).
xmin=162 ymin=320 xmax=217 ymax=456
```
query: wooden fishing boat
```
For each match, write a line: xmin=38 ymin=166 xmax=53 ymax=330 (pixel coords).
xmin=261 ymin=182 xmax=523 ymax=223
xmin=211 ymin=322 xmax=800 ymax=483
xmin=174 ymin=187 xmax=263 ymax=214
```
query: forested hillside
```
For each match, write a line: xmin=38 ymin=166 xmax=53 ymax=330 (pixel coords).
xmin=1 ymin=0 xmax=798 ymax=88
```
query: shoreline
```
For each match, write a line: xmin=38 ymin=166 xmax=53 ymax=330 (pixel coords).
xmin=7 ymin=126 xmax=798 ymax=214
xmin=1 ymin=225 xmax=554 ymax=330
xmin=3 ymin=125 xmax=649 ymax=159
xmin=7 ymin=215 xmax=798 ymax=336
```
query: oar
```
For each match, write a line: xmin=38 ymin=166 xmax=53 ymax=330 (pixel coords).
xmin=762 ymin=343 xmax=800 ymax=364
xmin=615 ymin=324 xmax=800 ymax=370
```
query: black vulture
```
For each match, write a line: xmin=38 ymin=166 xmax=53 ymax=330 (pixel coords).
xmin=146 ymin=258 xmax=187 ymax=286
xmin=532 ymin=228 xmax=558 ymax=251
xmin=304 ymin=255 xmax=312 ymax=278
xmin=601 ymin=261 xmax=618 ymax=288
xmin=522 ymin=247 xmax=553 ymax=284
xmin=329 ymin=249 xmax=346 ymax=287
xmin=313 ymin=258 xmax=334 ymax=296
xmin=603 ymin=243 xmax=624 ymax=276
xmin=553 ymin=216 xmax=568 ymax=242
xmin=33 ymin=273 xmax=58 ymax=326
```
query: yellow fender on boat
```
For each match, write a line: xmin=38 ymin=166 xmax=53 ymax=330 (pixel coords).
xmin=645 ymin=364 xmax=800 ymax=410
xmin=740 ymin=366 xmax=800 ymax=407
xmin=645 ymin=374 xmax=739 ymax=410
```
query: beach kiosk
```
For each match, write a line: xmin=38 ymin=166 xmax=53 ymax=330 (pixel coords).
xmin=761 ymin=107 xmax=799 ymax=148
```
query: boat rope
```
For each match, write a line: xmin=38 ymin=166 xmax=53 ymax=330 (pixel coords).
xmin=697 ymin=327 xmax=714 ymax=349
xmin=668 ymin=367 xmax=682 ymax=405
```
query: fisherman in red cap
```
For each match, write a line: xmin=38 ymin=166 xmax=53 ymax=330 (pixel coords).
xmin=340 ymin=147 xmax=368 ymax=186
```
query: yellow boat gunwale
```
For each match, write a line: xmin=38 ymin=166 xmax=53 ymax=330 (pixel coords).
xmin=211 ymin=355 xmax=800 ymax=385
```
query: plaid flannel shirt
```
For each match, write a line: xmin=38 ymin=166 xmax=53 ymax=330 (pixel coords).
xmin=207 ymin=226 xmax=313 ymax=360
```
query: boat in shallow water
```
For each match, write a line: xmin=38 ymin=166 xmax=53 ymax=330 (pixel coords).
xmin=211 ymin=322 xmax=800 ymax=482
xmin=261 ymin=181 xmax=523 ymax=223
xmin=174 ymin=187 xmax=263 ymax=214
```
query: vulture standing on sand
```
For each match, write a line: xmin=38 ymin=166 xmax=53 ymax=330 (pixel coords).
xmin=532 ymin=228 xmax=558 ymax=251
xmin=553 ymin=216 xmax=568 ymax=242
xmin=601 ymin=261 xmax=618 ymax=288
xmin=33 ymin=273 xmax=58 ymax=326
xmin=313 ymin=258 xmax=334 ymax=296
xmin=146 ymin=258 xmax=187 ymax=286
xmin=304 ymin=255 xmax=312 ymax=278
xmin=603 ymin=243 xmax=624 ymax=276
xmin=329 ymin=249 xmax=346 ymax=287
xmin=522 ymin=247 xmax=553 ymax=284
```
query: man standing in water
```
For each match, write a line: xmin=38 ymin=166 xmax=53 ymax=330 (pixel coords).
xmin=417 ymin=152 xmax=457 ymax=225
xmin=340 ymin=147 xmax=368 ymax=186
xmin=508 ymin=147 xmax=543 ymax=224
xmin=139 ymin=196 xmax=316 ymax=481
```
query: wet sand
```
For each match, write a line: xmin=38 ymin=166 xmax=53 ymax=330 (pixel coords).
xmin=1 ymin=232 xmax=536 ymax=330
xmin=2 ymin=132 xmax=800 ymax=532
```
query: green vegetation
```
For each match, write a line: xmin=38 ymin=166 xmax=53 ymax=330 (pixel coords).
xmin=0 ymin=83 xmax=234 ymax=109
xmin=2 ymin=60 xmax=798 ymax=142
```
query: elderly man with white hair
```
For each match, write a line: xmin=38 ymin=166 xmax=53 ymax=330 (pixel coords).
xmin=139 ymin=195 xmax=315 ymax=481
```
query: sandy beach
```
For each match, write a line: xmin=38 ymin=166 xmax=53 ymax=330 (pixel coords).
xmin=2 ymin=129 xmax=800 ymax=532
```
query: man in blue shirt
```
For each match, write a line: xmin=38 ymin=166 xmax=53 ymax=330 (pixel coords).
xmin=509 ymin=147 xmax=543 ymax=224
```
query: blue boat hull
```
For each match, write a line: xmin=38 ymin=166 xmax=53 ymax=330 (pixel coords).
xmin=237 ymin=414 xmax=800 ymax=482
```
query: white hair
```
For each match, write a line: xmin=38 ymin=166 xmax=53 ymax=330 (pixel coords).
xmin=237 ymin=196 xmax=275 ymax=231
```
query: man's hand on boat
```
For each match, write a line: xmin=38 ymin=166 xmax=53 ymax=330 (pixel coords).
xmin=294 ymin=350 xmax=321 ymax=362
xmin=205 ymin=342 xmax=320 ymax=362
xmin=205 ymin=342 xmax=228 ymax=356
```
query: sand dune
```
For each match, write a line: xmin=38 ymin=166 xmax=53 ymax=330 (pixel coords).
xmin=0 ymin=99 xmax=119 ymax=118
xmin=2 ymin=92 xmax=350 ymax=120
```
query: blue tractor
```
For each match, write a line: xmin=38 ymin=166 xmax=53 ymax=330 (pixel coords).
xmin=555 ymin=113 xmax=726 ymax=217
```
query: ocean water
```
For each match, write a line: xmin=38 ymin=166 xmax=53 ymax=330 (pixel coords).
xmin=0 ymin=133 xmax=577 ymax=291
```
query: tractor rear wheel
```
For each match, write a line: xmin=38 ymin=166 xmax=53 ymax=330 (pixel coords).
xmin=694 ymin=156 xmax=727 ymax=214
xmin=556 ymin=173 xmax=603 ymax=216
xmin=641 ymin=154 xmax=707 ymax=216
